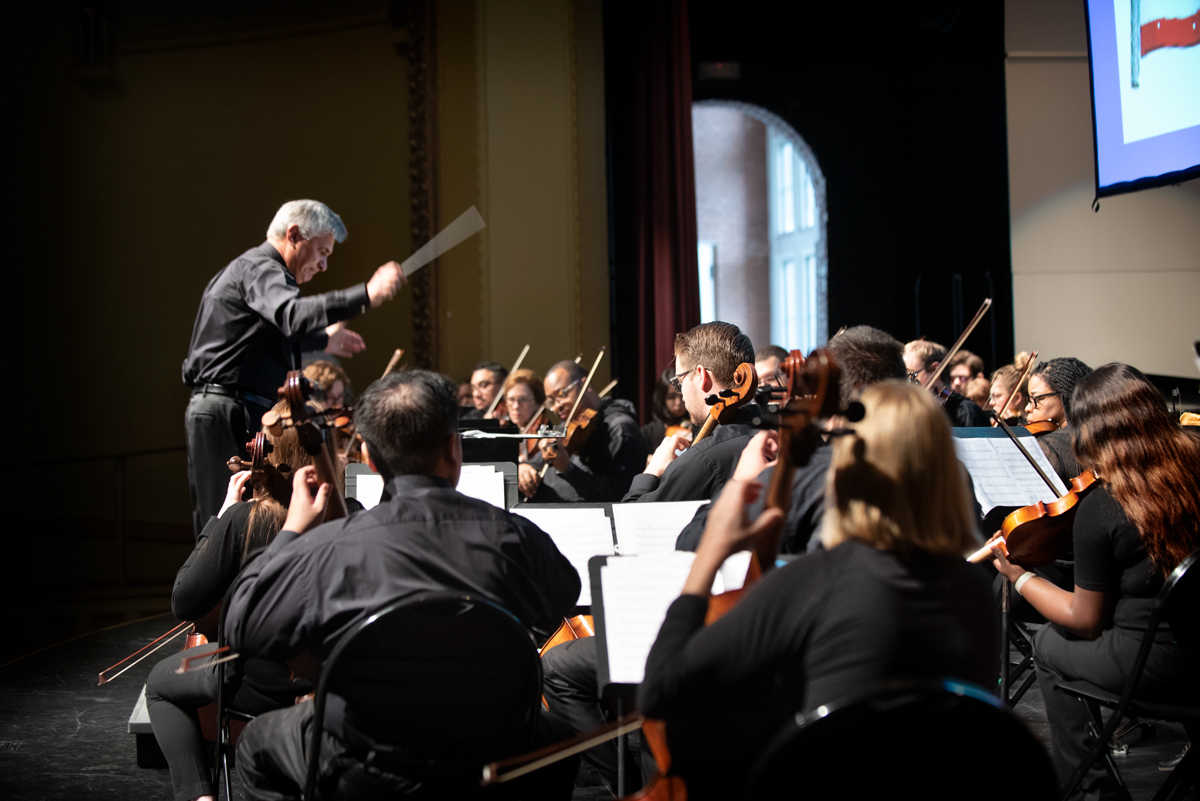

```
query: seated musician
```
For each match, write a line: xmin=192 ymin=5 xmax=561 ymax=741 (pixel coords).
xmin=675 ymin=325 xmax=907 ymax=554
xmin=946 ymin=348 xmax=985 ymax=397
xmin=989 ymin=363 xmax=1200 ymax=798
xmin=639 ymin=380 xmax=998 ymax=800
xmin=1026 ymin=356 xmax=1093 ymax=484
xmin=640 ymin=367 xmax=692 ymax=455
xmin=301 ymin=360 xmax=351 ymax=409
xmin=753 ymin=344 xmax=789 ymax=388
xmin=145 ymin=401 xmax=315 ymax=801
xmin=460 ymin=360 xmax=507 ymax=420
xmin=225 ymin=370 xmax=581 ymax=800
xmin=519 ymin=360 xmax=647 ymax=502
xmin=988 ymin=362 xmax=1029 ymax=425
xmin=502 ymin=368 xmax=546 ymax=461
xmin=624 ymin=321 xmax=765 ymax=502
xmin=903 ymin=339 xmax=990 ymax=427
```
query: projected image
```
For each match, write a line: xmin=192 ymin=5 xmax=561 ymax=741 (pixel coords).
xmin=1115 ymin=0 xmax=1200 ymax=143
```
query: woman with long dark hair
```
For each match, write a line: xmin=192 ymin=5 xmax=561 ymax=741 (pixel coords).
xmin=145 ymin=400 xmax=315 ymax=801
xmin=992 ymin=363 xmax=1200 ymax=797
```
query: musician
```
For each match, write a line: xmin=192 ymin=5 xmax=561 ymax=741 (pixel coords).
xmin=988 ymin=363 xmax=1029 ymax=424
xmin=226 ymin=370 xmax=581 ymax=800
xmin=640 ymin=367 xmax=692 ymax=454
xmin=302 ymin=360 xmax=351 ymax=409
xmin=502 ymin=368 xmax=547 ymax=460
xmin=1027 ymin=357 xmax=1093 ymax=484
xmin=675 ymin=325 xmax=908 ymax=554
xmin=146 ymin=401 xmax=315 ymax=801
xmin=947 ymin=349 xmax=985 ymax=396
xmin=519 ymin=360 xmax=647 ymax=502
xmin=182 ymin=199 xmax=404 ymax=539
xmin=754 ymin=344 xmax=789 ymax=388
xmin=639 ymin=381 xmax=997 ymax=799
xmin=460 ymin=360 xmax=507 ymax=419
xmin=990 ymin=363 xmax=1200 ymax=797
xmin=903 ymin=340 xmax=990 ymax=427
xmin=623 ymin=321 xmax=764 ymax=502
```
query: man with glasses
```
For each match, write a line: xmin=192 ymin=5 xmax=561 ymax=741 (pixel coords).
xmin=517 ymin=360 xmax=646 ymax=502
xmin=903 ymin=340 xmax=990 ymax=428
xmin=460 ymin=361 xmax=508 ymax=420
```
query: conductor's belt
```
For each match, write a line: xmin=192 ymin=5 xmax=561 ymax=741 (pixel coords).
xmin=192 ymin=383 xmax=275 ymax=409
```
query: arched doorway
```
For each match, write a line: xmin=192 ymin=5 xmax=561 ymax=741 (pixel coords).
xmin=692 ymin=101 xmax=828 ymax=354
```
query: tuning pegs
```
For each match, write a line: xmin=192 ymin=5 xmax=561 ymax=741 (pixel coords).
xmin=704 ymin=394 xmax=720 ymax=406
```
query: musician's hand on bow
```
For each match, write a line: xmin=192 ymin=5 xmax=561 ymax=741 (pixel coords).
xmin=683 ymin=480 xmax=784 ymax=597
xmin=518 ymin=463 xmax=541 ymax=498
xmin=325 ymin=321 xmax=365 ymax=358
xmin=540 ymin=439 xmax=570 ymax=473
xmin=367 ymin=260 xmax=405 ymax=307
xmin=645 ymin=433 xmax=691 ymax=478
xmin=989 ymin=534 xmax=1023 ymax=582
xmin=283 ymin=466 xmax=330 ymax=535
xmin=732 ymin=430 xmax=779 ymax=482
xmin=219 ymin=471 xmax=253 ymax=518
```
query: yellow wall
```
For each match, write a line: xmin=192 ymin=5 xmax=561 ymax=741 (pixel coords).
xmin=436 ymin=0 xmax=611 ymax=385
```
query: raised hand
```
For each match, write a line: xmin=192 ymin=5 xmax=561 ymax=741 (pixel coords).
xmin=367 ymin=261 xmax=405 ymax=307
xmin=324 ymin=320 xmax=365 ymax=358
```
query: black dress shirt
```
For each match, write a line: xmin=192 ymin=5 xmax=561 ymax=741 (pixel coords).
xmin=527 ymin=399 xmax=648 ymax=503
xmin=623 ymin=404 xmax=767 ymax=503
xmin=182 ymin=241 xmax=371 ymax=400
xmin=942 ymin=391 xmax=990 ymax=428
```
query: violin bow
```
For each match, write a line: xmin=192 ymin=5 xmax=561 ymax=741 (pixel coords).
xmin=344 ymin=349 xmax=406 ymax=459
xmin=539 ymin=348 xmax=605 ymax=479
xmin=994 ymin=350 xmax=1037 ymax=424
xmin=597 ymin=379 xmax=617 ymax=399
xmin=382 ymin=348 xmax=405 ymax=377
xmin=921 ymin=298 xmax=992 ymax=391
xmin=481 ymin=713 xmax=645 ymax=785
xmin=98 ymin=621 xmax=194 ymax=685
xmin=485 ymin=343 xmax=530 ymax=418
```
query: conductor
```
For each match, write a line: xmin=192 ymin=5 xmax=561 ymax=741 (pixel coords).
xmin=182 ymin=199 xmax=404 ymax=538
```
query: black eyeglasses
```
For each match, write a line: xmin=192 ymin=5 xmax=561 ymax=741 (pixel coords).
xmin=669 ymin=367 xmax=696 ymax=393
xmin=548 ymin=378 xmax=583 ymax=403
xmin=1028 ymin=391 xmax=1059 ymax=409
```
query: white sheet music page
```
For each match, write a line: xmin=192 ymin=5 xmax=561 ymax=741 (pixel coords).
xmin=611 ymin=501 xmax=710 ymax=555
xmin=353 ymin=473 xmax=385 ymax=510
xmin=599 ymin=550 xmax=753 ymax=685
xmin=514 ymin=508 xmax=614 ymax=605
xmin=952 ymin=436 xmax=1067 ymax=514
xmin=457 ymin=464 xmax=507 ymax=509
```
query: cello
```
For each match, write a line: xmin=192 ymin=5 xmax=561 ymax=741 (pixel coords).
xmin=689 ymin=363 xmax=758 ymax=445
xmin=262 ymin=371 xmax=349 ymax=522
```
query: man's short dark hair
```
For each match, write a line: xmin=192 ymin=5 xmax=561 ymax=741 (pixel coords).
xmin=826 ymin=326 xmax=907 ymax=407
xmin=755 ymin=345 xmax=789 ymax=363
xmin=548 ymin=360 xmax=587 ymax=384
xmin=473 ymin=361 xmax=508 ymax=383
xmin=356 ymin=370 xmax=459 ymax=479
xmin=674 ymin=321 xmax=755 ymax=387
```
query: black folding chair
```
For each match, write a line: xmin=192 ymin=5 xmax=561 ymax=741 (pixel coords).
xmin=213 ymin=575 xmax=256 ymax=801
xmin=741 ymin=678 xmax=1058 ymax=801
xmin=1057 ymin=549 xmax=1200 ymax=801
xmin=303 ymin=592 xmax=543 ymax=800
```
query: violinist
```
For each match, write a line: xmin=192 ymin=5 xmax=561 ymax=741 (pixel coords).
xmin=754 ymin=344 xmax=790 ymax=387
xmin=639 ymin=367 xmax=692 ymax=455
xmin=903 ymin=340 xmax=990 ymax=427
xmin=946 ymin=348 xmax=985 ymax=396
xmin=460 ymin=360 xmax=508 ymax=420
xmin=1027 ymin=357 xmax=1093 ymax=484
xmin=227 ymin=370 xmax=581 ymax=800
xmin=639 ymin=381 xmax=997 ymax=801
xmin=145 ymin=400 xmax=316 ymax=801
xmin=989 ymin=363 xmax=1200 ymax=798
xmin=520 ymin=360 xmax=646 ymax=502
xmin=501 ymin=368 xmax=547 ymax=460
xmin=624 ymin=321 xmax=763 ymax=503
xmin=988 ymin=362 xmax=1030 ymax=425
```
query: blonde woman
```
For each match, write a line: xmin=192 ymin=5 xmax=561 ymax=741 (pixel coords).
xmin=638 ymin=380 xmax=997 ymax=799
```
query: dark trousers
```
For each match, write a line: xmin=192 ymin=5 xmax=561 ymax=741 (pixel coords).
xmin=1034 ymin=624 xmax=1197 ymax=799
xmin=145 ymin=644 xmax=225 ymax=801
xmin=541 ymin=637 xmax=641 ymax=792
xmin=186 ymin=391 xmax=256 ymax=541
xmin=237 ymin=700 xmax=579 ymax=801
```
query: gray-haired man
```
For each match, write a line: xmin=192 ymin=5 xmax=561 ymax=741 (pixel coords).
xmin=182 ymin=199 xmax=404 ymax=538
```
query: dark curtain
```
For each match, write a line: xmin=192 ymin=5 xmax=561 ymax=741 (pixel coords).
xmin=605 ymin=0 xmax=700 ymax=424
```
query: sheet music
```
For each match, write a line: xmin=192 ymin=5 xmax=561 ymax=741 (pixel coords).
xmin=953 ymin=437 xmax=1067 ymax=514
xmin=599 ymin=551 xmax=752 ymax=685
xmin=514 ymin=508 xmax=615 ymax=605
xmin=400 ymin=206 xmax=486 ymax=277
xmin=611 ymin=501 xmax=710 ymax=555
xmin=457 ymin=464 xmax=507 ymax=509
xmin=352 ymin=473 xmax=385 ymax=510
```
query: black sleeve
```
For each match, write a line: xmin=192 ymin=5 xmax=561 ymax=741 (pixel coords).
xmin=555 ymin=426 xmax=647 ymax=502
xmin=675 ymin=499 xmax=714 ymax=552
xmin=626 ymin=449 xmax=718 ymax=503
xmin=1071 ymin=489 xmax=1120 ymax=594
xmin=172 ymin=502 xmax=252 ymax=621
xmin=242 ymin=259 xmax=369 ymax=339
xmin=508 ymin=515 xmax=583 ymax=638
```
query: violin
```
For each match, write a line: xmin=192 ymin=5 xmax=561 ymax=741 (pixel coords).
xmin=263 ymin=371 xmax=349 ymax=521
xmin=690 ymin=362 xmax=758 ymax=445
xmin=664 ymin=421 xmax=693 ymax=441
xmin=968 ymin=470 xmax=1100 ymax=567
xmin=1021 ymin=420 xmax=1059 ymax=437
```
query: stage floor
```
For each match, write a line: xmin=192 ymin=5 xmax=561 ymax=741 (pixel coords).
xmin=0 ymin=616 xmax=1192 ymax=800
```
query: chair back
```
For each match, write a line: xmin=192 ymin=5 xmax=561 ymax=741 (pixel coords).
xmin=741 ymin=679 xmax=1058 ymax=801
xmin=305 ymin=592 xmax=542 ymax=797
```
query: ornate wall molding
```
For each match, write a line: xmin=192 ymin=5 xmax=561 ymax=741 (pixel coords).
xmin=406 ymin=0 xmax=439 ymax=369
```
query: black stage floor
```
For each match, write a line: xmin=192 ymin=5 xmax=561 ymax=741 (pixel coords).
xmin=0 ymin=615 xmax=1192 ymax=800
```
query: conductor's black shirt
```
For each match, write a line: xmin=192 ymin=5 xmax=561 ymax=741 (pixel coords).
xmin=182 ymin=241 xmax=370 ymax=400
